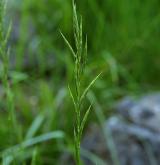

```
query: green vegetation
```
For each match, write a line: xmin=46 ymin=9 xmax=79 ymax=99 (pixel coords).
xmin=61 ymin=2 xmax=101 ymax=164
xmin=0 ymin=0 xmax=160 ymax=164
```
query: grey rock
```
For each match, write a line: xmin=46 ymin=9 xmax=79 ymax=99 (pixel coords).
xmin=81 ymin=93 xmax=160 ymax=165
xmin=106 ymin=93 xmax=160 ymax=165
xmin=117 ymin=93 xmax=160 ymax=132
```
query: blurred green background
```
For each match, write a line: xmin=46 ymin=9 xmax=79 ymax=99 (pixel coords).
xmin=0 ymin=0 xmax=160 ymax=164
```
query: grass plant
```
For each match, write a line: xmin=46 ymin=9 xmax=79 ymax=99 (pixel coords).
xmin=61 ymin=1 xmax=101 ymax=164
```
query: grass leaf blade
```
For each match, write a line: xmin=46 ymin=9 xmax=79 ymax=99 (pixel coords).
xmin=80 ymin=72 xmax=102 ymax=102
xmin=80 ymin=104 xmax=92 ymax=137
xmin=60 ymin=31 xmax=76 ymax=58
xmin=25 ymin=114 xmax=44 ymax=139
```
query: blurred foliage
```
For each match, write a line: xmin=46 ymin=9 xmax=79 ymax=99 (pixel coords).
xmin=0 ymin=0 xmax=160 ymax=164
xmin=8 ymin=0 xmax=160 ymax=86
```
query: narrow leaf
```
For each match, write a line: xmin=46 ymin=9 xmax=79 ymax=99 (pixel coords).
xmin=83 ymin=35 xmax=87 ymax=69
xmin=25 ymin=114 xmax=44 ymax=139
xmin=60 ymin=31 xmax=76 ymax=58
xmin=80 ymin=72 xmax=102 ymax=102
xmin=80 ymin=104 xmax=92 ymax=137
xmin=3 ymin=131 xmax=65 ymax=155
